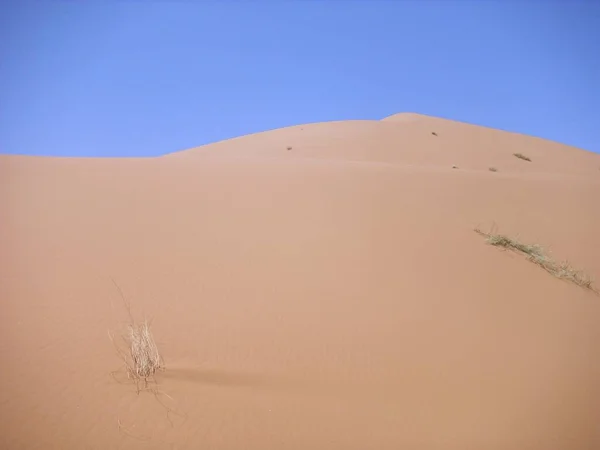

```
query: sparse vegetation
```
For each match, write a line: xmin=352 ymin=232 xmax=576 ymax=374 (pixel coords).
xmin=452 ymin=165 xmax=458 ymax=169
xmin=513 ymin=153 xmax=531 ymax=162
xmin=126 ymin=319 xmax=162 ymax=379
xmin=489 ymin=167 xmax=498 ymax=172
xmin=286 ymin=146 xmax=292 ymax=151
xmin=109 ymin=279 xmax=164 ymax=391
xmin=475 ymin=228 xmax=595 ymax=291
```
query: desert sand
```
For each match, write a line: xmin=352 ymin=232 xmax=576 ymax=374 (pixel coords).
xmin=1 ymin=113 xmax=599 ymax=449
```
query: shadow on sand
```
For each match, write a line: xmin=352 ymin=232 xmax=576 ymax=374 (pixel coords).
xmin=158 ymin=367 xmax=276 ymax=388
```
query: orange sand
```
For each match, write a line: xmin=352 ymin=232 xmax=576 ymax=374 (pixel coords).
xmin=1 ymin=113 xmax=599 ymax=449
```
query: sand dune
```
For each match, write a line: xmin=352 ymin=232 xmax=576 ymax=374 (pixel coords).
xmin=1 ymin=113 xmax=599 ymax=449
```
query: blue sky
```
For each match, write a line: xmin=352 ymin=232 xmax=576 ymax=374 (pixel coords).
xmin=1 ymin=1 xmax=598 ymax=157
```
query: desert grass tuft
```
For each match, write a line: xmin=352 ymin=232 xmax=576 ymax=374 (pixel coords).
xmin=126 ymin=319 xmax=162 ymax=379
xmin=513 ymin=152 xmax=531 ymax=162
xmin=109 ymin=279 xmax=164 ymax=391
xmin=475 ymin=228 xmax=595 ymax=291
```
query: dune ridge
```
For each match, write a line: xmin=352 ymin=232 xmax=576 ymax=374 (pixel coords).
xmin=1 ymin=113 xmax=599 ymax=449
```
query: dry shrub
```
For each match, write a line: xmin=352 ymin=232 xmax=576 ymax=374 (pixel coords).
xmin=126 ymin=319 xmax=162 ymax=379
xmin=108 ymin=281 xmax=187 ymax=430
xmin=475 ymin=228 xmax=595 ymax=291
xmin=109 ymin=279 xmax=164 ymax=391
xmin=513 ymin=152 xmax=532 ymax=162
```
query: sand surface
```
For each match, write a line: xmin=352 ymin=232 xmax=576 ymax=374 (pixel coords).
xmin=1 ymin=113 xmax=599 ymax=449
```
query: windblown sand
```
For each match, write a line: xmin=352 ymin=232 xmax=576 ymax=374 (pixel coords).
xmin=1 ymin=113 xmax=599 ymax=449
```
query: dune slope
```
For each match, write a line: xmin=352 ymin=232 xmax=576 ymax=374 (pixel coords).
xmin=1 ymin=114 xmax=599 ymax=449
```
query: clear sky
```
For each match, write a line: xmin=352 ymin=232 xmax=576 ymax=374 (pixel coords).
xmin=1 ymin=1 xmax=598 ymax=157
